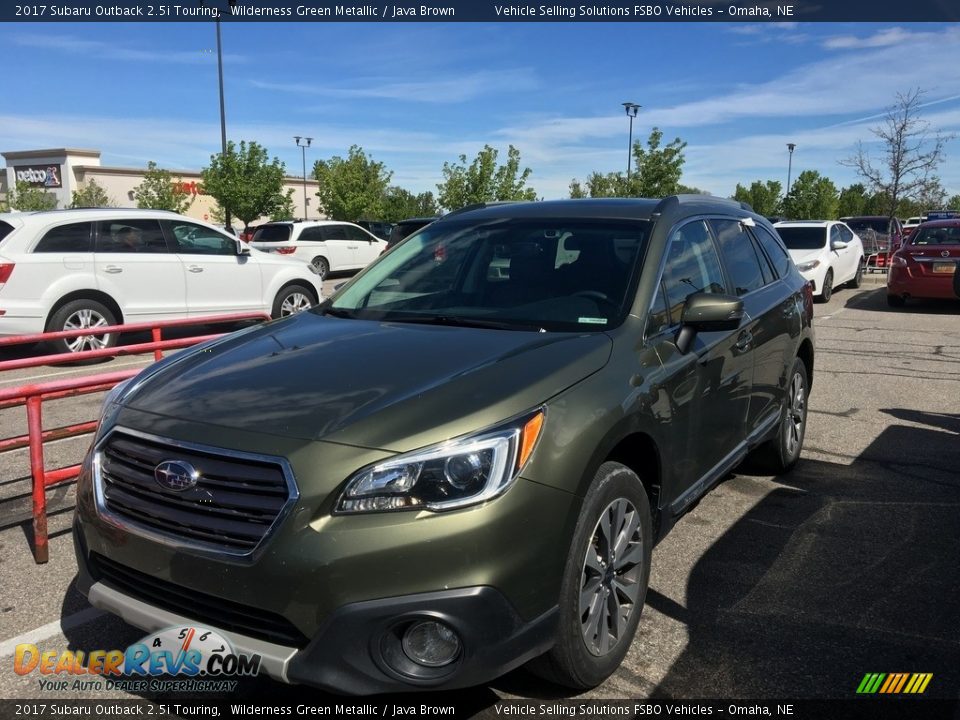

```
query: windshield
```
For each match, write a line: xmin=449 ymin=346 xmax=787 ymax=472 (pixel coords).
xmin=252 ymin=225 xmax=292 ymax=242
xmin=776 ymin=226 xmax=827 ymax=251
xmin=911 ymin=226 xmax=960 ymax=246
xmin=327 ymin=217 xmax=649 ymax=332
xmin=845 ymin=219 xmax=887 ymax=235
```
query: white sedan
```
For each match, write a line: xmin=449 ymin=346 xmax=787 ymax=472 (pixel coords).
xmin=774 ymin=220 xmax=865 ymax=302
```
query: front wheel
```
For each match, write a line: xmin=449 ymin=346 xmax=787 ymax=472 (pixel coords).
xmin=46 ymin=299 xmax=118 ymax=360
xmin=817 ymin=270 xmax=833 ymax=303
xmin=272 ymin=285 xmax=316 ymax=318
xmin=529 ymin=462 xmax=652 ymax=689
xmin=311 ymin=256 xmax=330 ymax=280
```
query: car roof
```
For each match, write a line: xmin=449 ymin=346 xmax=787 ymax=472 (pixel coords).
xmin=774 ymin=220 xmax=833 ymax=227
xmin=395 ymin=217 xmax=438 ymax=224
xmin=434 ymin=196 xmax=752 ymax=223
xmin=916 ymin=219 xmax=960 ymax=228
xmin=1 ymin=208 xmax=181 ymax=225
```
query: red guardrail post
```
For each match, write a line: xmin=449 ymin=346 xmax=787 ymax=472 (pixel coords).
xmin=26 ymin=395 xmax=49 ymax=564
xmin=151 ymin=327 xmax=163 ymax=361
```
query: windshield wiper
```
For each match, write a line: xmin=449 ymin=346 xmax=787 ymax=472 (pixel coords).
xmin=321 ymin=306 xmax=360 ymax=319
xmin=381 ymin=313 xmax=546 ymax=332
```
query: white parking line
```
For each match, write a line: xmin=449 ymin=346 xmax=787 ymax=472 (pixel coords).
xmin=0 ymin=359 xmax=150 ymax=387
xmin=0 ymin=607 xmax=106 ymax=657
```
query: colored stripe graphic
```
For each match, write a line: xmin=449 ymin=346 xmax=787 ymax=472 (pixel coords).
xmin=857 ymin=673 xmax=932 ymax=694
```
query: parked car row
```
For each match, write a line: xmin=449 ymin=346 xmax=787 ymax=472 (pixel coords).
xmin=250 ymin=220 xmax=386 ymax=279
xmin=0 ymin=209 xmax=324 ymax=354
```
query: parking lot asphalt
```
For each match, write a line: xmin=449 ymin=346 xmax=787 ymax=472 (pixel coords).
xmin=1 ymin=274 xmax=958 ymax=708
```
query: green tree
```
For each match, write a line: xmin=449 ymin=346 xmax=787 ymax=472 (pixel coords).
xmin=836 ymin=183 xmax=873 ymax=217
xmin=7 ymin=180 xmax=58 ymax=211
xmin=630 ymin=128 xmax=687 ymax=197
xmin=841 ymin=88 xmax=953 ymax=221
xmin=569 ymin=128 xmax=687 ymax=199
xmin=436 ymin=145 xmax=537 ymax=211
xmin=732 ymin=180 xmax=782 ymax=217
xmin=313 ymin=145 xmax=392 ymax=221
xmin=270 ymin=191 xmax=296 ymax=221
xmin=201 ymin=141 xmax=291 ymax=230
xmin=676 ymin=184 xmax=709 ymax=195
xmin=381 ymin=186 xmax=439 ymax=222
xmin=784 ymin=170 xmax=839 ymax=220
xmin=133 ymin=161 xmax=193 ymax=214
xmin=947 ymin=193 xmax=960 ymax=211
xmin=69 ymin=178 xmax=115 ymax=208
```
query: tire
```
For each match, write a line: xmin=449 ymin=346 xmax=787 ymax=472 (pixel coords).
xmin=46 ymin=299 xmax=118 ymax=360
xmin=887 ymin=294 xmax=906 ymax=308
xmin=529 ymin=462 xmax=652 ymax=690
xmin=749 ymin=356 xmax=809 ymax=474
xmin=848 ymin=259 xmax=864 ymax=289
xmin=817 ymin=270 xmax=833 ymax=303
xmin=272 ymin=284 xmax=316 ymax=319
xmin=311 ymin=256 xmax=330 ymax=280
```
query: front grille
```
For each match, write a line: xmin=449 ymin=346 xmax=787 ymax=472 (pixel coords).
xmin=90 ymin=553 xmax=309 ymax=647
xmin=97 ymin=430 xmax=292 ymax=554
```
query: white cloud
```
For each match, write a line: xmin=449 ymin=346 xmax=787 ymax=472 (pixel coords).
xmin=249 ymin=68 xmax=538 ymax=104
xmin=823 ymin=27 xmax=927 ymax=50
xmin=11 ymin=32 xmax=245 ymax=64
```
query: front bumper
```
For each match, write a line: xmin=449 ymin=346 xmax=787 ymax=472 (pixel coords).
xmin=73 ymin=420 xmax=576 ymax=694
xmin=74 ymin=531 xmax=556 ymax=694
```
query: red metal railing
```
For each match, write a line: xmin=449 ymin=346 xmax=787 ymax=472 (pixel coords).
xmin=0 ymin=312 xmax=271 ymax=563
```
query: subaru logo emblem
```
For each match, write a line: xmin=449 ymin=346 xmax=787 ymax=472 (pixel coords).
xmin=154 ymin=460 xmax=200 ymax=492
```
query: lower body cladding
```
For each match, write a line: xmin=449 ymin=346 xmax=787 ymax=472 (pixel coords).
xmin=72 ymin=453 xmax=573 ymax=694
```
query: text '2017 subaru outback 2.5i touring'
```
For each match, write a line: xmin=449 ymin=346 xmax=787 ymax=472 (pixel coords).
xmin=74 ymin=196 xmax=814 ymax=694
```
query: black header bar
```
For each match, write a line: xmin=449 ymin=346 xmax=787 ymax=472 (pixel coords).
xmin=5 ymin=0 xmax=960 ymax=22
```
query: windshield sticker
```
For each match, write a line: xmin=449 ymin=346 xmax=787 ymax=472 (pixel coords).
xmin=578 ymin=317 xmax=608 ymax=325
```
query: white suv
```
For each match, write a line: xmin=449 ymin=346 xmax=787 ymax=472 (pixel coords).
xmin=250 ymin=220 xmax=387 ymax=279
xmin=0 ymin=209 xmax=324 ymax=354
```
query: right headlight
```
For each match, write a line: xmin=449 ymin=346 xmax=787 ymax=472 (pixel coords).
xmin=796 ymin=259 xmax=821 ymax=272
xmin=335 ymin=409 xmax=545 ymax=514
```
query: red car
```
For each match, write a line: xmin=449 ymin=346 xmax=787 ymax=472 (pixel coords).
xmin=887 ymin=219 xmax=960 ymax=307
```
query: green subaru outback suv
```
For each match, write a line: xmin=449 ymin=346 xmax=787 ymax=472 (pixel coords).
xmin=74 ymin=196 xmax=814 ymax=693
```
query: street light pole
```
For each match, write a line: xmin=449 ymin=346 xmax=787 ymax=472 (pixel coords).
xmin=785 ymin=143 xmax=796 ymax=219
xmin=215 ymin=13 xmax=231 ymax=231
xmin=622 ymin=102 xmax=641 ymax=181
xmin=294 ymin=136 xmax=312 ymax=220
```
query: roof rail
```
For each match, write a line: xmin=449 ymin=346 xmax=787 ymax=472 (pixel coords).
xmin=27 ymin=207 xmax=180 ymax=215
xmin=440 ymin=200 xmax=529 ymax=220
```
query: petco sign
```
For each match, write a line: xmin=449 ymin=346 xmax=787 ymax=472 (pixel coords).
xmin=15 ymin=164 xmax=63 ymax=188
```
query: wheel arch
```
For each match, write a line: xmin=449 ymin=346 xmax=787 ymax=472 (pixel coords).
xmin=275 ymin=279 xmax=320 ymax=306
xmin=45 ymin=290 xmax=123 ymax=331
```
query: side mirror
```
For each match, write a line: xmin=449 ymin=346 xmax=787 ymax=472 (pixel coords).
xmin=831 ymin=240 xmax=848 ymax=251
xmin=236 ymin=240 xmax=251 ymax=256
xmin=675 ymin=292 xmax=744 ymax=354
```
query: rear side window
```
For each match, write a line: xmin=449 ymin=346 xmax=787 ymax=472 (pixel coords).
xmin=321 ymin=225 xmax=349 ymax=241
xmin=34 ymin=222 xmax=94 ymax=253
xmin=97 ymin=220 xmax=168 ymax=253
xmin=0 ymin=221 xmax=14 ymax=244
xmin=751 ymin=224 xmax=792 ymax=278
xmin=299 ymin=227 xmax=324 ymax=242
xmin=253 ymin=225 xmax=291 ymax=242
xmin=710 ymin=219 xmax=767 ymax=295
xmin=346 ymin=225 xmax=373 ymax=242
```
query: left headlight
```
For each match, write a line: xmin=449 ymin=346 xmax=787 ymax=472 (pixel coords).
xmin=796 ymin=259 xmax=821 ymax=272
xmin=335 ymin=409 xmax=545 ymax=514
xmin=95 ymin=378 xmax=132 ymax=439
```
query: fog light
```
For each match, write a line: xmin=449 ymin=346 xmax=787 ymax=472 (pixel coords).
xmin=401 ymin=621 xmax=461 ymax=667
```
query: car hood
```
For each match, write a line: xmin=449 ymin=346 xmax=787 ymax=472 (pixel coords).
xmin=122 ymin=312 xmax=612 ymax=450
xmin=787 ymin=248 xmax=824 ymax=265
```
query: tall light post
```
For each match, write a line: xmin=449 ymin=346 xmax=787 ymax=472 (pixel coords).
xmin=294 ymin=136 xmax=313 ymax=220
xmin=622 ymin=102 xmax=641 ymax=181
xmin=203 ymin=0 xmax=236 ymax=231
xmin=785 ymin=143 xmax=796 ymax=219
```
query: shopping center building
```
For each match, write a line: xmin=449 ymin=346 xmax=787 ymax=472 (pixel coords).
xmin=1 ymin=148 xmax=320 ymax=224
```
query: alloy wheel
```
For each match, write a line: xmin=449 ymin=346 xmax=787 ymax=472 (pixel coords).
xmin=784 ymin=370 xmax=806 ymax=458
xmin=63 ymin=309 xmax=111 ymax=352
xmin=280 ymin=292 xmax=312 ymax=316
xmin=580 ymin=498 xmax=645 ymax=657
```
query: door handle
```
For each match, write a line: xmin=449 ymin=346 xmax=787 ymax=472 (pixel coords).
xmin=735 ymin=331 xmax=753 ymax=352
xmin=103 ymin=265 xmax=123 ymax=274
xmin=187 ymin=265 xmax=204 ymax=273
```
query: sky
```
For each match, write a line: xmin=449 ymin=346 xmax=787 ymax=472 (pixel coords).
xmin=2 ymin=21 xmax=960 ymax=202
